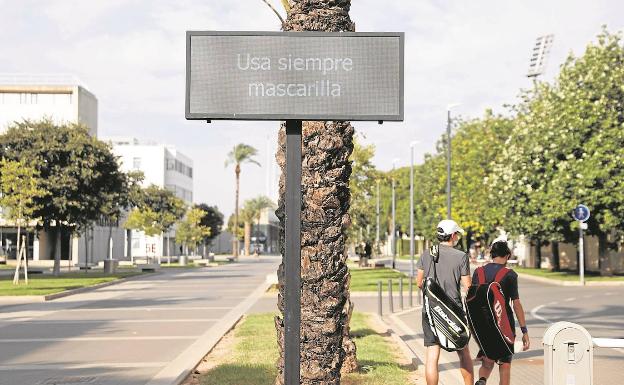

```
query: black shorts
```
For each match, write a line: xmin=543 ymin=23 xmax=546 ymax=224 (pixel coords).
xmin=477 ymin=345 xmax=515 ymax=364
xmin=422 ymin=312 xmax=438 ymax=347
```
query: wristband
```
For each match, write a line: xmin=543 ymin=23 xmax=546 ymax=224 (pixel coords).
xmin=521 ymin=326 xmax=528 ymax=334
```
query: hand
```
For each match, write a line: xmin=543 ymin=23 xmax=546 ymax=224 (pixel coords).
xmin=522 ymin=333 xmax=530 ymax=351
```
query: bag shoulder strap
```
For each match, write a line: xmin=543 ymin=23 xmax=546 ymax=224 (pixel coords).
xmin=476 ymin=266 xmax=486 ymax=285
xmin=494 ymin=266 xmax=510 ymax=283
xmin=428 ymin=245 xmax=439 ymax=284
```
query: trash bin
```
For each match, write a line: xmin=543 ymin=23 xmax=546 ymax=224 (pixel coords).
xmin=104 ymin=259 xmax=118 ymax=274
xmin=179 ymin=255 xmax=187 ymax=266
xmin=543 ymin=321 xmax=593 ymax=385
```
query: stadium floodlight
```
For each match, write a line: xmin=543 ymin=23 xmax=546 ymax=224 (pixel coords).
xmin=527 ymin=34 xmax=555 ymax=78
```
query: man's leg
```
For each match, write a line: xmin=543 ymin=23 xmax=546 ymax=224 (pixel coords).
xmin=477 ymin=356 xmax=495 ymax=383
xmin=456 ymin=346 xmax=474 ymax=385
xmin=498 ymin=363 xmax=511 ymax=385
xmin=425 ymin=345 xmax=441 ymax=385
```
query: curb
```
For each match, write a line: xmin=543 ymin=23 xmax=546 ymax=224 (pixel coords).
xmin=0 ymin=272 xmax=157 ymax=305
xmin=145 ymin=278 xmax=271 ymax=385
xmin=373 ymin=313 xmax=422 ymax=371
xmin=379 ymin=307 xmax=463 ymax=385
xmin=517 ymin=272 xmax=624 ymax=287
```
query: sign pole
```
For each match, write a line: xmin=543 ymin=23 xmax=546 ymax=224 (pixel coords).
xmin=284 ymin=119 xmax=302 ymax=385
xmin=579 ymin=221 xmax=585 ymax=286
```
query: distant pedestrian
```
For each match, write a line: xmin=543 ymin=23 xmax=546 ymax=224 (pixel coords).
xmin=416 ymin=219 xmax=473 ymax=385
xmin=473 ymin=238 xmax=530 ymax=385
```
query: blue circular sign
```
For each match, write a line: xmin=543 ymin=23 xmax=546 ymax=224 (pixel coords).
xmin=572 ymin=204 xmax=590 ymax=222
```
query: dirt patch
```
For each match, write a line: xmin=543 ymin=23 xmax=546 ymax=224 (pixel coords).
xmin=180 ymin=317 xmax=241 ymax=385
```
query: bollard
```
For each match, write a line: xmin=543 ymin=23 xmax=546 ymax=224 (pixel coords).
xmin=377 ymin=281 xmax=383 ymax=316
xmin=399 ymin=277 xmax=404 ymax=310
xmin=388 ymin=279 xmax=394 ymax=313
xmin=409 ymin=277 xmax=413 ymax=307
xmin=544 ymin=322 xmax=593 ymax=385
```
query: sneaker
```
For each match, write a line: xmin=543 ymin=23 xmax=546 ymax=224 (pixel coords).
xmin=475 ymin=379 xmax=487 ymax=385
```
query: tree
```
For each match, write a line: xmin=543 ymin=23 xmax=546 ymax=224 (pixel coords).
xmin=176 ymin=208 xmax=211 ymax=255
xmin=195 ymin=204 xmax=224 ymax=255
xmin=248 ymin=195 xmax=276 ymax=254
xmin=273 ymin=1 xmax=358 ymax=382
xmin=125 ymin=185 xmax=185 ymax=261
xmin=225 ymin=143 xmax=260 ymax=258
xmin=0 ymin=159 xmax=46 ymax=284
xmin=0 ymin=120 xmax=128 ymax=276
xmin=348 ymin=138 xmax=381 ymax=244
xmin=240 ymin=200 xmax=256 ymax=257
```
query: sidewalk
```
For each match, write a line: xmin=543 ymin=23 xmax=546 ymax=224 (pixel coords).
xmin=381 ymin=306 xmax=544 ymax=385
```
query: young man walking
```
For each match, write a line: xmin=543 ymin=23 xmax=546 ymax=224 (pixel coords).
xmin=473 ymin=239 xmax=530 ymax=385
xmin=416 ymin=219 xmax=474 ymax=385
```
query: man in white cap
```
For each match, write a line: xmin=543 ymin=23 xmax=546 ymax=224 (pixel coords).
xmin=416 ymin=219 xmax=473 ymax=385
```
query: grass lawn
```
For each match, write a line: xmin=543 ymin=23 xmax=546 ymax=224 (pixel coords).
xmin=397 ymin=254 xmax=420 ymax=261
xmin=0 ymin=272 xmax=143 ymax=296
xmin=197 ymin=312 xmax=412 ymax=385
xmin=514 ymin=267 xmax=624 ymax=281
xmin=160 ymin=262 xmax=198 ymax=268
xmin=349 ymin=268 xmax=410 ymax=292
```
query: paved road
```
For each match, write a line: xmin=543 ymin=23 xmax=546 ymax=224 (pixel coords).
xmin=0 ymin=257 xmax=280 ymax=385
xmin=382 ymin=258 xmax=624 ymax=385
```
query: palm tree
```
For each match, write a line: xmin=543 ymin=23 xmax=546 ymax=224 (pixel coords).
xmin=249 ymin=196 xmax=275 ymax=254
xmin=225 ymin=144 xmax=260 ymax=258
xmin=241 ymin=196 xmax=276 ymax=256
xmin=273 ymin=1 xmax=358 ymax=384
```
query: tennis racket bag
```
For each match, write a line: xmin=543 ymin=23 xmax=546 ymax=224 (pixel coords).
xmin=466 ymin=266 xmax=515 ymax=360
xmin=423 ymin=246 xmax=471 ymax=352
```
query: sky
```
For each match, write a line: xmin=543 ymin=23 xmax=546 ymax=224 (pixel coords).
xmin=0 ymin=0 xmax=622 ymax=218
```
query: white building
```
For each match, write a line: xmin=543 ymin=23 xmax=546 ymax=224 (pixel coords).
xmin=0 ymin=74 xmax=97 ymax=136
xmin=0 ymin=74 xmax=125 ymax=266
xmin=107 ymin=137 xmax=194 ymax=259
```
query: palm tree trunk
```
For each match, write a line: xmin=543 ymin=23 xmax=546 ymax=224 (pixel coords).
xmin=274 ymin=5 xmax=357 ymax=382
xmin=276 ymin=4 xmax=358 ymax=382
xmin=244 ymin=221 xmax=251 ymax=256
xmin=233 ymin=165 xmax=241 ymax=258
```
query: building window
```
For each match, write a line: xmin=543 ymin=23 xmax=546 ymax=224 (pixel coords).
xmin=133 ymin=157 xmax=141 ymax=169
xmin=166 ymin=159 xmax=175 ymax=170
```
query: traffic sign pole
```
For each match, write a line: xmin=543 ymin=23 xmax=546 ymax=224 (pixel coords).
xmin=579 ymin=221 xmax=585 ymax=286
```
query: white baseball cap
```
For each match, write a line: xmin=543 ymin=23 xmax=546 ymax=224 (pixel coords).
xmin=436 ymin=219 xmax=465 ymax=236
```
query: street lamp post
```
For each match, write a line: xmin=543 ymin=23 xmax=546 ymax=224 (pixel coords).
xmin=391 ymin=159 xmax=399 ymax=269
xmin=446 ymin=104 xmax=460 ymax=219
xmin=376 ymin=180 xmax=380 ymax=246
xmin=409 ymin=141 xmax=419 ymax=278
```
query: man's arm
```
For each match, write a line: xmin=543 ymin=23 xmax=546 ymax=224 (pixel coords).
xmin=460 ymin=275 xmax=471 ymax=297
xmin=416 ymin=269 xmax=425 ymax=289
xmin=513 ymin=299 xmax=530 ymax=351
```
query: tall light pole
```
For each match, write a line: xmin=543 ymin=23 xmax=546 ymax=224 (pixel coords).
xmin=409 ymin=141 xmax=419 ymax=278
xmin=391 ymin=158 xmax=399 ymax=269
xmin=376 ymin=179 xmax=380 ymax=246
xmin=446 ymin=104 xmax=460 ymax=219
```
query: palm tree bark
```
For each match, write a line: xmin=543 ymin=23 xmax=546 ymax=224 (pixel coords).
xmin=274 ymin=3 xmax=358 ymax=382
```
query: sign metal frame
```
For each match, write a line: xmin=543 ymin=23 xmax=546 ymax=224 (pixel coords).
xmin=185 ymin=30 xmax=405 ymax=122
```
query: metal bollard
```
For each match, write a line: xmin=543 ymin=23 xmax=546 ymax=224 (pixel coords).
xmin=377 ymin=281 xmax=383 ymax=316
xmin=388 ymin=279 xmax=394 ymax=313
xmin=399 ymin=277 xmax=404 ymax=310
xmin=409 ymin=277 xmax=413 ymax=307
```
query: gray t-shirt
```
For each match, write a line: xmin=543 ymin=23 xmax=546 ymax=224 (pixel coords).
xmin=416 ymin=244 xmax=470 ymax=306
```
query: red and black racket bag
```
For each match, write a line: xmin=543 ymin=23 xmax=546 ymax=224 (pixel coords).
xmin=466 ymin=266 xmax=515 ymax=360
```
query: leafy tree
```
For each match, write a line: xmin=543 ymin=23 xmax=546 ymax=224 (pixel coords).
xmin=124 ymin=185 xmax=186 ymax=259
xmin=0 ymin=159 xmax=46 ymax=284
xmin=195 ymin=203 xmax=224 ymax=252
xmin=348 ymin=138 xmax=381 ymax=243
xmin=176 ymin=208 xmax=211 ymax=255
xmin=225 ymin=143 xmax=260 ymax=258
xmin=0 ymin=120 xmax=128 ymax=275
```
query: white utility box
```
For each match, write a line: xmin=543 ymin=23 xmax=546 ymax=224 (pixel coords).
xmin=543 ymin=322 xmax=593 ymax=385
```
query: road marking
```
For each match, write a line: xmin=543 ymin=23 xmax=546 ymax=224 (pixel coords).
xmin=65 ymin=306 xmax=232 ymax=312
xmin=0 ymin=362 xmax=168 ymax=370
xmin=0 ymin=336 xmax=199 ymax=343
xmin=530 ymin=304 xmax=552 ymax=324
xmin=0 ymin=318 xmax=219 ymax=324
xmin=564 ymin=297 xmax=576 ymax=302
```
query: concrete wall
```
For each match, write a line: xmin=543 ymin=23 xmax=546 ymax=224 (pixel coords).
xmin=76 ymin=86 xmax=98 ymax=136
xmin=74 ymin=226 xmax=125 ymax=264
